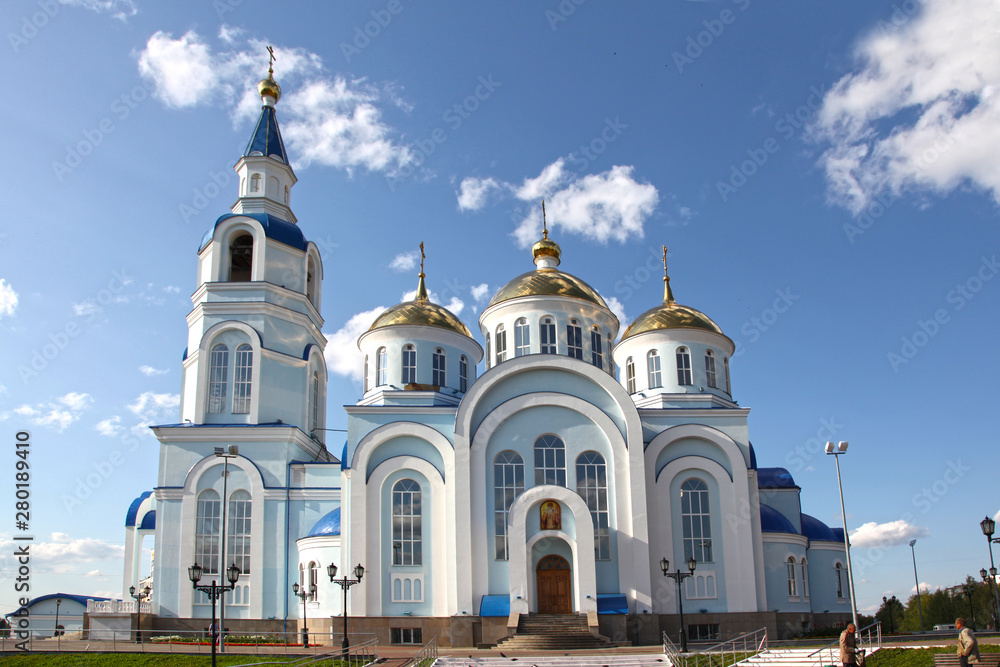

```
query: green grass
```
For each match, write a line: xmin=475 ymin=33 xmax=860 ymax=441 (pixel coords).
xmin=865 ymin=645 xmax=1000 ymax=667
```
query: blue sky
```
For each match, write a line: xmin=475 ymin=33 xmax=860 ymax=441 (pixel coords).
xmin=2 ymin=0 xmax=1000 ymax=616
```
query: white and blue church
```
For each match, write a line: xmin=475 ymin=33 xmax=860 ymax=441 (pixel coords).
xmin=117 ymin=68 xmax=852 ymax=647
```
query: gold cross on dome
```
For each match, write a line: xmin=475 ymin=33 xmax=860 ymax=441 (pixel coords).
xmin=266 ymin=46 xmax=276 ymax=74
xmin=419 ymin=242 xmax=425 ymax=274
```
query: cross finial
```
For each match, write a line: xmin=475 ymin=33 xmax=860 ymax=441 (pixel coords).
xmin=419 ymin=242 xmax=425 ymax=275
xmin=662 ymin=244 xmax=675 ymax=304
xmin=266 ymin=46 xmax=276 ymax=76
xmin=542 ymin=200 xmax=548 ymax=240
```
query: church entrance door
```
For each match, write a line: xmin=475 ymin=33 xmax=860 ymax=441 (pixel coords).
xmin=536 ymin=554 xmax=572 ymax=614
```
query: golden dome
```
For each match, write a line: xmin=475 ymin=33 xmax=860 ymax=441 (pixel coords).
xmin=258 ymin=74 xmax=281 ymax=103
xmin=620 ymin=300 xmax=725 ymax=340
xmin=368 ymin=299 xmax=472 ymax=337
xmin=532 ymin=236 xmax=561 ymax=262
xmin=488 ymin=268 xmax=609 ymax=309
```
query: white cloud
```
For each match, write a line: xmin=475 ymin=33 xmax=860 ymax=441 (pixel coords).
xmin=457 ymin=177 xmax=505 ymax=211
xmin=139 ymin=365 xmax=169 ymax=376
xmin=138 ymin=31 xmax=412 ymax=174
xmin=95 ymin=416 xmax=123 ymax=437
xmin=323 ymin=307 xmax=386 ymax=381
xmin=389 ymin=251 xmax=420 ymax=272
xmin=127 ymin=391 xmax=180 ymax=433
xmin=60 ymin=0 xmax=137 ymax=21
xmin=471 ymin=283 xmax=491 ymax=303
xmin=59 ymin=392 xmax=93 ymax=412
xmin=810 ymin=0 xmax=1000 ymax=213
xmin=12 ymin=392 xmax=93 ymax=432
xmin=911 ymin=581 xmax=934 ymax=595
xmin=0 ymin=533 xmax=124 ymax=582
xmin=603 ymin=295 xmax=629 ymax=331
xmin=402 ymin=289 xmax=465 ymax=317
xmin=0 ymin=279 xmax=18 ymax=317
xmin=849 ymin=519 xmax=930 ymax=548
xmin=163 ymin=285 xmax=181 ymax=294
xmin=515 ymin=159 xmax=568 ymax=201
xmin=73 ymin=300 xmax=102 ymax=317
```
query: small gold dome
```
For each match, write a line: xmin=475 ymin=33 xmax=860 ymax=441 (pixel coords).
xmin=258 ymin=74 xmax=281 ymax=103
xmin=620 ymin=301 xmax=725 ymax=340
xmin=532 ymin=237 xmax=561 ymax=262
xmin=368 ymin=299 xmax=472 ymax=337
xmin=488 ymin=268 xmax=609 ymax=310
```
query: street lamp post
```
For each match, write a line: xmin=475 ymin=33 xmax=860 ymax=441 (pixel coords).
xmin=54 ymin=598 xmax=61 ymax=639
xmin=660 ymin=557 xmax=697 ymax=653
xmin=979 ymin=517 xmax=1000 ymax=631
xmin=825 ymin=441 xmax=859 ymax=630
xmin=214 ymin=445 xmax=238 ymax=653
xmin=981 ymin=567 xmax=999 ymax=631
xmin=189 ymin=561 xmax=241 ymax=667
xmin=882 ymin=595 xmax=896 ymax=635
xmin=129 ymin=585 xmax=151 ymax=644
xmin=909 ymin=539 xmax=925 ymax=633
xmin=328 ymin=562 xmax=365 ymax=650
xmin=291 ymin=581 xmax=316 ymax=648
xmin=963 ymin=582 xmax=976 ymax=630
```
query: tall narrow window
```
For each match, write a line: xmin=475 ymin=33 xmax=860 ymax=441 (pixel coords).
xmin=514 ymin=318 xmax=530 ymax=357
xmin=835 ymin=562 xmax=845 ymax=598
xmin=606 ymin=334 xmax=614 ymax=375
xmin=485 ymin=336 xmax=491 ymax=370
xmin=787 ymin=557 xmax=798 ymax=597
xmin=392 ymin=479 xmax=422 ymax=566
xmin=591 ymin=327 xmax=603 ymax=369
xmin=309 ymin=561 xmax=319 ymax=601
xmin=681 ymin=478 xmax=713 ymax=563
xmin=306 ymin=257 xmax=317 ymax=307
xmin=567 ymin=320 xmax=583 ymax=359
xmin=801 ymin=559 xmax=810 ymax=598
xmin=232 ymin=344 xmax=253 ymax=413
xmin=534 ymin=434 xmax=566 ymax=487
xmin=540 ymin=317 xmax=557 ymax=354
xmin=705 ymin=350 xmax=717 ymax=389
xmin=724 ymin=357 xmax=731 ymax=394
xmin=310 ymin=371 xmax=320 ymax=433
xmin=195 ymin=490 xmax=221 ymax=575
xmin=647 ymin=350 xmax=662 ymax=388
xmin=363 ymin=355 xmax=369 ymax=393
xmin=626 ymin=357 xmax=636 ymax=394
xmin=676 ymin=347 xmax=692 ymax=386
xmin=376 ymin=347 xmax=387 ymax=386
xmin=229 ymin=234 xmax=253 ymax=282
xmin=208 ymin=344 xmax=229 ymax=414
xmin=495 ymin=325 xmax=507 ymax=364
xmin=432 ymin=348 xmax=446 ymax=386
xmin=493 ymin=451 xmax=524 ymax=560
xmin=228 ymin=490 xmax=252 ymax=575
xmin=459 ymin=356 xmax=468 ymax=392
xmin=577 ymin=452 xmax=610 ymax=560
xmin=284 ymin=185 xmax=289 ymax=203
xmin=402 ymin=344 xmax=416 ymax=384
xmin=250 ymin=173 xmax=261 ymax=192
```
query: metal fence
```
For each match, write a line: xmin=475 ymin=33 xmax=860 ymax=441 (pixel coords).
xmin=407 ymin=634 xmax=438 ymax=667
xmin=667 ymin=627 xmax=768 ymax=667
xmin=808 ymin=621 xmax=882 ymax=667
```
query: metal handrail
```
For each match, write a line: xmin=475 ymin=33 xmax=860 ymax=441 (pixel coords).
xmin=229 ymin=637 xmax=379 ymax=666
xmin=808 ymin=622 xmax=881 ymax=667
xmin=407 ymin=634 xmax=439 ymax=667
xmin=682 ymin=627 xmax=768 ymax=667
xmin=664 ymin=630 xmax=684 ymax=667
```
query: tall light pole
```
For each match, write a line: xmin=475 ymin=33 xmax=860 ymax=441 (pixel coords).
xmin=660 ymin=557 xmax=697 ymax=652
xmin=328 ymin=562 xmax=365 ymax=650
xmin=292 ymin=581 xmax=316 ymax=647
xmin=979 ymin=517 xmax=1000 ymax=631
xmin=54 ymin=598 xmax=61 ymax=638
xmin=129 ymin=585 xmax=151 ymax=644
xmin=909 ymin=539 xmax=924 ymax=633
xmin=826 ymin=441 xmax=858 ymax=630
xmin=214 ymin=445 xmax=238 ymax=653
xmin=189 ymin=561 xmax=241 ymax=667
xmin=963 ymin=582 xmax=976 ymax=630
xmin=882 ymin=595 xmax=895 ymax=635
xmin=981 ymin=568 xmax=998 ymax=631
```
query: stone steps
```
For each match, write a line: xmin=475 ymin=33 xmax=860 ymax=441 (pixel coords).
xmin=435 ymin=654 xmax=669 ymax=667
xmin=492 ymin=614 xmax=616 ymax=652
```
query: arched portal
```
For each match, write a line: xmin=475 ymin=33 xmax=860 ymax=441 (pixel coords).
xmin=536 ymin=554 xmax=572 ymax=614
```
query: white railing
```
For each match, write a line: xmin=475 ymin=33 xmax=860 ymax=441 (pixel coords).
xmin=87 ymin=599 xmax=153 ymax=614
xmin=407 ymin=634 xmax=438 ymax=667
xmin=682 ymin=627 xmax=769 ymax=667
xmin=808 ymin=622 xmax=881 ymax=667
xmin=663 ymin=630 xmax=684 ymax=667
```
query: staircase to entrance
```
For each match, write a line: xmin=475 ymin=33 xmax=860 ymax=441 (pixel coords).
xmin=494 ymin=613 xmax=617 ymax=651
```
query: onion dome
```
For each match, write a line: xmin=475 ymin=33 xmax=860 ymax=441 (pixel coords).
xmin=368 ymin=246 xmax=473 ymax=338
xmin=307 ymin=508 xmax=341 ymax=537
xmin=257 ymin=48 xmax=281 ymax=105
xmin=760 ymin=504 xmax=798 ymax=534
xmin=620 ymin=247 xmax=724 ymax=341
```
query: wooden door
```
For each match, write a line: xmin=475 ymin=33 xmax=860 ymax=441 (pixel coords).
xmin=536 ymin=555 xmax=572 ymax=614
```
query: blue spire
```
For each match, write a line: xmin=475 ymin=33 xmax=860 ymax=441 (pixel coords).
xmin=244 ymin=105 xmax=288 ymax=164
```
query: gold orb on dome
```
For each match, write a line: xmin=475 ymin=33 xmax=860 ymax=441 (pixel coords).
xmin=258 ymin=75 xmax=281 ymax=103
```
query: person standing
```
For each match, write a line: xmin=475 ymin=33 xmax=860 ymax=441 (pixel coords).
xmin=957 ymin=618 xmax=980 ymax=667
xmin=840 ymin=624 xmax=859 ymax=667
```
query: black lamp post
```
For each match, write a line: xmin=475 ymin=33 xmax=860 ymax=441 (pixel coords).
xmin=980 ymin=517 xmax=1000 ymax=630
xmin=129 ymin=585 xmax=151 ymax=643
xmin=189 ymin=561 xmax=241 ymax=667
xmin=882 ymin=595 xmax=896 ymax=634
xmin=291 ymin=581 xmax=316 ymax=647
xmin=54 ymin=598 xmax=61 ymax=638
xmin=660 ymin=556 xmax=697 ymax=652
xmin=963 ymin=582 xmax=977 ymax=630
xmin=981 ymin=567 xmax=998 ymax=630
xmin=328 ymin=562 xmax=365 ymax=650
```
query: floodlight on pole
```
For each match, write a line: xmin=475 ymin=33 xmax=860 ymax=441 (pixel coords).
xmin=826 ymin=441 xmax=858 ymax=631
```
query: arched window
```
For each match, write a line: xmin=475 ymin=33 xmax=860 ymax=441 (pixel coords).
xmin=835 ymin=562 xmax=845 ymax=599
xmin=801 ymin=558 xmax=810 ymax=598
xmin=229 ymin=234 xmax=253 ymax=282
xmin=681 ymin=478 xmax=713 ymax=562
xmin=787 ymin=556 xmax=798 ymax=597
xmin=432 ymin=348 xmax=446 ymax=386
xmin=567 ymin=320 xmax=583 ymax=359
xmin=401 ymin=344 xmax=416 ymax=384
xmin=232 ymin=344 xmax=253 ymax=413
xmin=306 ymin=256 xmax=317 ymax=307
xmin=459 ymin=356 xmax=469 ymax=393
xmin=392 ymin=479 xmax=421 ymax=565
xmin=514 ymin=318 xmax=530 ymax=357
xmin=250 ymin=173 xmax=261 ymax=192
xmin=591 ymin=327 xmax=603 ymax=369
xmin=540 ymin=317 xmax=557 ymax=354
xmin=534 ymin=434 xmax=566 ymax=487
xmin=309 ymin=561 xmax=319 ymax=602
xmin=626 ymin=357 xmax=636 ymax=393
xmin=195 ymin=489 xmax=221 ymax=575
xmin=208 ymin=344 xmax=229 ymax=414
xmin=676 ymin=346 xmax=692 ymax=386
xmin=495 ymin=324 xmax=507 ymax=364
xmin=724 ymin=357 xmax=731 ymax=394
xmin=493 ymin=451 xmax=524 ymax=560
xmin=310 ymin=371 xmax=321 ymax=433
xmin=577 ymin=452 xmax=610 ymax=560
xmin=647 ymin=350 xmax=662 ymax=388
xmin=485 ymin=336 xmax=490 ymax=370
xmin=606 ymin=334 xmax=614 ymax=375
xmin=228 ymin=490 xmax=252 ymax=575
xmin=363 ymin=355 xmax=369 ymax=393
xmin=376 ymin=347 xmax=387 ymax=386
xmin=705 ymin=350 xmax=717 ymax=388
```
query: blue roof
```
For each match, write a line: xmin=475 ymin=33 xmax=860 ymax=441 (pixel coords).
xmin=244 ymin=105 xmax=288 ymax=164
xmin=200 ymin=212 xmax=307 ymax=252
xmin=480 ymin=595 xmax=510 ymax=617
xmin=757 ymin=467 xmax=799 ymax=489
xmin=831 ymin=527 xmax=846 ymax=543
xmin=307 ymin=508 xmax=341 ymax=537
xmin=597 ymin=594 xmax=628 ymax=614
xmin=801 ymin=513 xmax=838 ymax=542
xmin=341 ymin=442 xmax=350 ymax=471
xmin=139 ymin=510 xmax=156 ymax=531
xmin=749 ymin=442 xmax=758 ymax=470
xmin=760 ymin=503 xmax=798 ymax=534
xmin=5 ymin=593 xmax=111 ymax=617
xmin=125 ymin=491 xmax=152 ymax=527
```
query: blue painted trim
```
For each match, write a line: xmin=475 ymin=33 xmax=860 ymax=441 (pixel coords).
xmin=125 ymin=491 xmax=152 ymax=527
xmin=479 ymin=595 xmax=510 ymax=617
xmin=597 ymin=594 xmax=629 ymax=614
xmin=138 ymin=510 xmax=156 ymax=531
xmin=654 ymin=454 xmax=734 ymax=482
xmin=200 ymin=212 xmax=307 ymax=252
